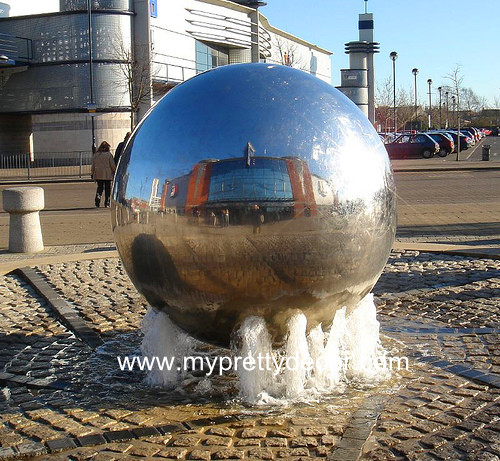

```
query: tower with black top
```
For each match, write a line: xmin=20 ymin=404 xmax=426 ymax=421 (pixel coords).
xmin=337 ymin=1 xmax=379 ymax=124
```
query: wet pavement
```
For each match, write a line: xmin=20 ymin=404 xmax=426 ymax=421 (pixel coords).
xmin=0 ymin=251 xmax=499 ymax=460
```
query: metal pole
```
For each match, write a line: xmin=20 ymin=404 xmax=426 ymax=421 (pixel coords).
xmin=438 ymin=86 xmax=442 ymax=129
xmin=456 ymin=92 xmax=460 ymax=161
xmin=427 ymin=78 xmax=432 ymax=130
xmin=412 ymin=68 xmax=418 ymax=131
xmin=445 ymin=91 xmax=449 ymax=128
xmin=390 ymin=51 xmax=397 ymax=133
xmin=87 ymin=0 xmax=96 ymax=154
xmin=452 ymin=95 xmax=456 ymax=126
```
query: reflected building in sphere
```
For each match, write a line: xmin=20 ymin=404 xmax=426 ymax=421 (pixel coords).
xmin=112 ymin=63 xmax=396 ymax=347
xmin=158 ymin=155 xmax=333 ymax=225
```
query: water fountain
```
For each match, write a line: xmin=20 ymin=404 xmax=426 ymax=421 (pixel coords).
xmin=111 ymin=63 xmax=396 ymax=401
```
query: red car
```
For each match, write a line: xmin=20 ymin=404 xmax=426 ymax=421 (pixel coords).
xmin=385 ymin=134 xmax=440 ymax=159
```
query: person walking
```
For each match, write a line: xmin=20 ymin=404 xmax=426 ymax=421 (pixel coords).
xmin=91 ymin=141 xmax=116 ymax=208
xmin=251 ymin=204 xmax=263 ymax=234
xmin=114 ymin=131 xmax=131 ymax=166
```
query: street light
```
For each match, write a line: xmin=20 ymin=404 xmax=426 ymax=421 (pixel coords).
xmin=412 ymin=68 xmax=418 ymax=131
xmin=437 ymin=86 xmax=442 ymax=129
xmin=427 ymin=78 xmax=432 ymax=129
xmin=451 ymin=95 xmax=456 ymax=127
xmin=445 ymin=91 xmax=449 ymax=128
xmin=390 ymin=51 xmax=398 ymax=133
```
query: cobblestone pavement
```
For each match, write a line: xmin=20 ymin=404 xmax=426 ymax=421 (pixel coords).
xmin=0 ymin=251 xmax=499 ymax=460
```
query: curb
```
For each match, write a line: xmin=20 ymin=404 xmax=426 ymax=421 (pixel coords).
xmin=328 ymin=395 xmax=386 ymax=461
xmin=0 ymin=178 xmax=93 ymax=186
xmin=14 ymin=266 xmax=104 ymax=349
xmin=393 ymin=165 xmax=500 ymax=173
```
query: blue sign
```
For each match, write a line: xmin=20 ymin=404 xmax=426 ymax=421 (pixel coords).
xmin=150 ymin=0 xmax=157 ymax=18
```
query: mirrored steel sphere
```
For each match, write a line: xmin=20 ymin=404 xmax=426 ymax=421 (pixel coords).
xmin=111 ymin=63 xmax=396 ymax=347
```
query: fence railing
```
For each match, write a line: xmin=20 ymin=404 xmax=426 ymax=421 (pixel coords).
xmin=0 ymin=151 xmax=94 ymax=180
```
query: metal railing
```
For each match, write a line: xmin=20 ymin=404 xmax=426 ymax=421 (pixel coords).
xmin=0 ymin=151 xmax=94 ymax=180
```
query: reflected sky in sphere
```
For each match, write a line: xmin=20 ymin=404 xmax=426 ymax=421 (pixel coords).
xmin=121 ymin=64 xmax=387 ymax=203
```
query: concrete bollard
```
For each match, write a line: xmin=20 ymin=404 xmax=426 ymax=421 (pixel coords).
xmin=2 ymin=187 xmax=45 ymax=253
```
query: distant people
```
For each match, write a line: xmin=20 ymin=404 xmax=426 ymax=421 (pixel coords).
xmin=251 ymin=204 xmax=263 ymax=234
xmin=91 ymin=141 xmax=116 ymax=208
xmin=193 ymin=207 xmax=201 ymax=225
xmin=114 ymin=131 xmax=131 ymax=166
xmin=223 ymin=208 xmax=230 ymax=227
xmin=211 ymin=211 xmax=217 ymax=227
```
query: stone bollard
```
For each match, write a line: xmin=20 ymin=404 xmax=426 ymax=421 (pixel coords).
xmin=2 ymin=187 xmax=45 ymax=253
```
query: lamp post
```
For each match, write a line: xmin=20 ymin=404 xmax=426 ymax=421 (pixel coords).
xmin=451 ymin=95 xmax=456 ymax=127
xmin=427 ymin=78 xmax=432 ymax=130
xmin=390 ymin=51 xmax=398 ymax=133
xmin=437 ymin=86 xmax=442 ymax=129
xmin=456 ymin=90 xmax=461 ymax=161
xmin=87 ymin=0 xmax=96 ymax=154
xmin=412 ymin=68 xmax=418 ymax=131
xmin=445 ymin=91 xmax=449 ymax=128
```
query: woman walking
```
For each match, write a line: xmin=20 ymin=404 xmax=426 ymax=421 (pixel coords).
xmin=91 ymin=141 xmax=116 ymax=207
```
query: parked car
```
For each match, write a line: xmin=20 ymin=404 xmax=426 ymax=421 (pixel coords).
xmin=440 ymin=131 xmax=471 ymax=151
xmin=426 ymin=132 xmax=454 ymax=157
xmin=385 ymin=133 xmax=440 ymax=159
xmin=461 ymin=128 xmax=479 ymax=143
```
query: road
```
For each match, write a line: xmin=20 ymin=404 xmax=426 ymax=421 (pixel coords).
xmin=395 ymin=169 xmax=500 ymax=242
xmin=443 ymin=132 xmax=500 ymax=162
xmin=0 ymin=168 xmax=499 ymax=248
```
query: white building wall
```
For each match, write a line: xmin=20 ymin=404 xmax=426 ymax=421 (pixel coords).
xmin=147 ymin=0 xmax=331 ymax=90
xmin=265 ymin=30 xmax=331 ymax=83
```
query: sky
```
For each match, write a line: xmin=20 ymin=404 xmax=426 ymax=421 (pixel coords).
xmin=7 ymin=0 xmax=500 ymax=107
xmin=261 ymin=0 xmax=499 ymax=107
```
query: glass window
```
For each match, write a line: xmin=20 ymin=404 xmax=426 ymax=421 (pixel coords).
xmin=195 ymin=41 xmax=230 ymax=74
xmin=208 ymin=158 xmax=294 ymax=202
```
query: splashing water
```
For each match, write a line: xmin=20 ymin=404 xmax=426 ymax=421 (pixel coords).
xmin=235 ymin=316 xmax=276 ymax=402
xmin=236 ymin=293 xmax=389 ymax=402
xmin=139 ymin=294 xmax=389 ymax=403
xmin=344 ymin=294 xmax=386 ymax=380
xmin=284 ymin=313 xmax=312 ymax=398
xmin=140 ymin=307 xmax=193 ymax=388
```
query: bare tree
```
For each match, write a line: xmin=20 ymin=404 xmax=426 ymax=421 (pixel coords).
xmin=460 ymin=87 xmax=483 ymax=114
xmin=112 ymin=39 xmax=158 ymax=130
xmin=444 ymin=65 xmax=464 ymax=126
xmin=273 ymin=36 xmax=307 ymax=70
xmin=376 ymin=77 xmax=414 ymax=131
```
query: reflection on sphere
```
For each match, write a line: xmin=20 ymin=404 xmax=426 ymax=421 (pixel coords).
xmin=111 ymin=63 xmax=396 ymax=347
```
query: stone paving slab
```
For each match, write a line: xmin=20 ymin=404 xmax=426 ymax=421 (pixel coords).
xmin=0 ymin=251 xmax=499 ymax=459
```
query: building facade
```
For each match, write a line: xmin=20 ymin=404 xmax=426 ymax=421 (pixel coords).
xmin=0 ymin=0 xmax=331 ymax=157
